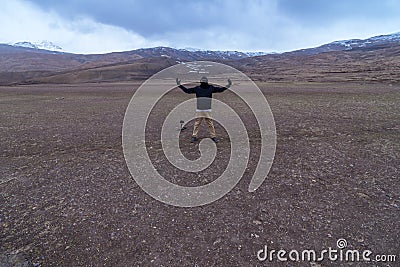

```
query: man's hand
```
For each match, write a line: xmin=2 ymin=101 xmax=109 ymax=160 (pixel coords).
xmin=176 ymin=78 xmax=181 ymax=86
xmin=226 ymin=79 xmax=232 ymax=88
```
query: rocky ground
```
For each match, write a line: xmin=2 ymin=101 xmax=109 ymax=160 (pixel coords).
xmin=0 ymin=82 xmax=399 ymax=266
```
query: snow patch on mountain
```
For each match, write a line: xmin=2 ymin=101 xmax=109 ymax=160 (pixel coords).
xmin=369 ymin=32 xmax=400 ymax=41
xmin=11 ymin=41 xmax=62 ymax=52
xmin=329 ymin=32 xmax=400 ymax=50
xmin=181 ymin=47 xmax=269 ymax=57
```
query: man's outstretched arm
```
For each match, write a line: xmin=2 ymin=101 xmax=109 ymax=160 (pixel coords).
xmin=176 ymin=78 xmax=195 ymax=94
xmin=213 ymin=79 xmax=232 ymax=93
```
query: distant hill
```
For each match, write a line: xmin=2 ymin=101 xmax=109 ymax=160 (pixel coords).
xmin=0 ymin=32 xmax=399 ymax=85
xmin=230 ymin=43 xmax=400 ymax=83
xmin=288 ymin=32 xmax=400 ymax=55
xmin=0 ymin=44 xmax=267 ymax=72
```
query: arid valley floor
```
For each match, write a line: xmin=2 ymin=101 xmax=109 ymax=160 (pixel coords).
xmin=1 ymin=81 xmax=399 ymax=266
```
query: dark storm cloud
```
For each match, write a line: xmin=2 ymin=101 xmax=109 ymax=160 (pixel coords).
xmin=27 ymin=0 xmax=400 ymax=38
xmin=27 ymin=0 xmax=240 ymax=37
xmin=277 ymin=0 xmax=400 ymax=26
xmin=5 ymin=0 xmax=400 ymax=53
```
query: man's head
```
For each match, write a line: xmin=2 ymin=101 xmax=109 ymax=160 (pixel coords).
xmin=200 ymin=76 xmax=208 ymax=84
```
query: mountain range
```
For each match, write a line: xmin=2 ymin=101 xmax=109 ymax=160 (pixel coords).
xmin=0 ymin=32 xmax=399 ymax=85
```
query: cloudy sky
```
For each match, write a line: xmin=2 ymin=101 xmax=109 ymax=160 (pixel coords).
xmin=1 ymin=0 xmax=399 ymax=54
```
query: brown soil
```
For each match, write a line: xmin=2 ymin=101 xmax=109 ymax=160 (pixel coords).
xmin=1 ymin=82 xmax=399 ymax=266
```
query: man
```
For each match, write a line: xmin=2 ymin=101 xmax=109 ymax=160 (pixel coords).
xmin=176 ymin=76 xmax=232 ymax=143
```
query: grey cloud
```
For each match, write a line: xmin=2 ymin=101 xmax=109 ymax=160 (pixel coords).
xmin=28 ymin=0 xmax=240 ymax=37
xmin=29 ymin=0 xmax=400 ymax=36
xmin=277 ymin=0 xmax=400 ymax=26
xmin=20 ymin=0 xmax=400 ymax=52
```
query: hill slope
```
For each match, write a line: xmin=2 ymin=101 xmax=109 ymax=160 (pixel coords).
xmin=1 ymin=32 xmax=400 ymax=85
xmin=231 ymin=43 xmax=400 ymax=83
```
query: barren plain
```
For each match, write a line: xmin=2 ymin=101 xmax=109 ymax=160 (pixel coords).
xmin=1 ymin=81 xmax=399 ymax=266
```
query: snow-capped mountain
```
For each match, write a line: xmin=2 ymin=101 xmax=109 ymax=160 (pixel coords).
xmin=8 ymin=41 xmax=265 ymax=59
xmin=131 ymin=46 xmax=269 ymax=60
xmin=369 ymin=32 xmax=400 ymax=41
xmin=181 ymin=47 xmax=269 ymax=57
xmin=330 ymin=32 xmax=400 ymax=50
xmin=179 ymin=48 xmax=269 ymax=59
xmin=1 ymin=31 xmax=400 ymax=85
xmin=292 ymin=32 xmax=400 ymax=55
xmin=5 ymin=31 xmax=400 ymax=58
xmin=11 ymin=40 xmax=62 ymax=52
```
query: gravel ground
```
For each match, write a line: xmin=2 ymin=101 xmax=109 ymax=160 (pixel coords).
xmin=0 ymin=82 xmax=399 ymax=266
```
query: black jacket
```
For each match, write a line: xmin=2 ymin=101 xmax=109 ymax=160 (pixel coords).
xmin=179 ymin=83 xmax=228 ymax=110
